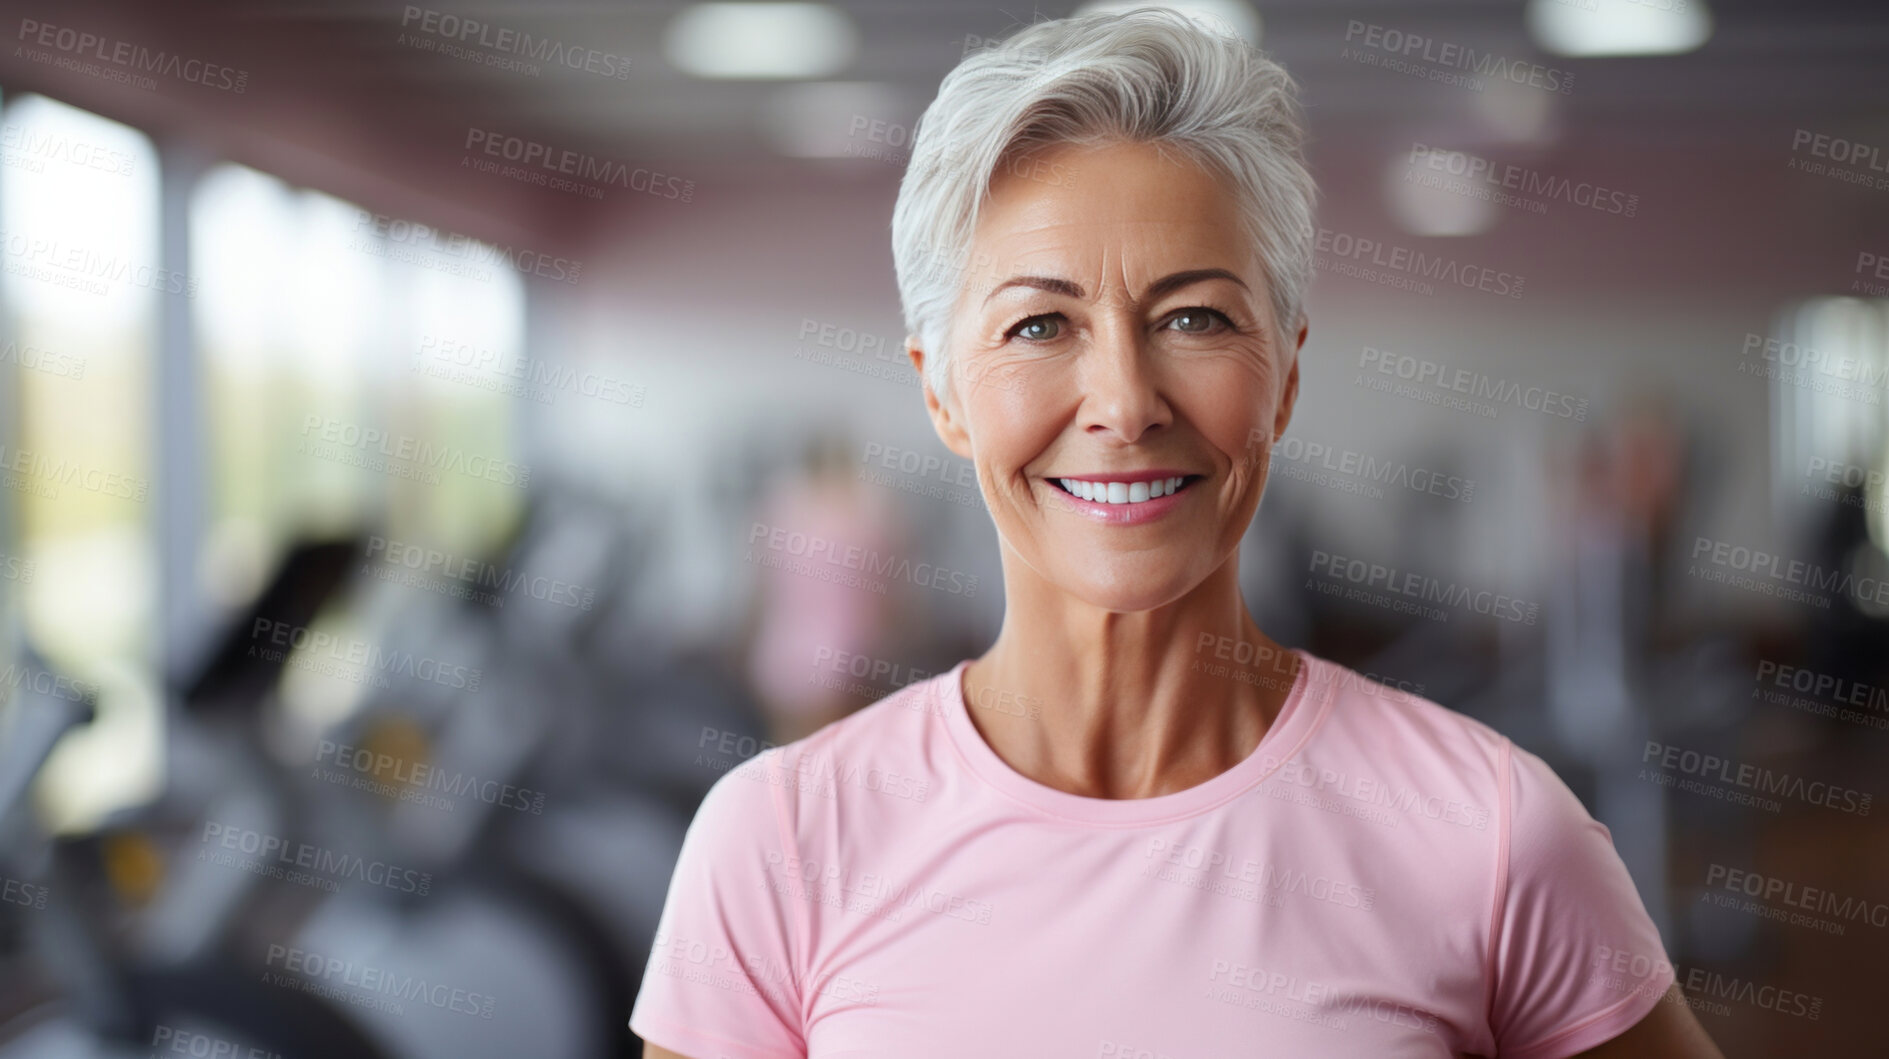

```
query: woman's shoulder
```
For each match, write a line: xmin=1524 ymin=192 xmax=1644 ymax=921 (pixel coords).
xmin=1297 ymin=650 xmax=1511 ymax=766
xmin=793 ymin=662 xmax=959 ymax=760
xmin=1296 ymin=651 xmax=1601 ymax=845
xmin=700 ymin=665 xmax=960 ymax=822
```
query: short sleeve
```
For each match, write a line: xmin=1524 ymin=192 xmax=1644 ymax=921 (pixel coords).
xmin=631 ymin=750 xmax=807 ymax=1059
xmin=1487 ymin=742 xmax=1675 ymax=1059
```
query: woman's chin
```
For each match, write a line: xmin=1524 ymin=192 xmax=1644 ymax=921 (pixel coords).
xmin=1051 ymin=568 xmax=1202 ymax=614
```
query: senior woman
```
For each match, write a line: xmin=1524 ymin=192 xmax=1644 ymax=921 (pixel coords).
xmin=633 ymin=9 xmax=1722 ymax=1057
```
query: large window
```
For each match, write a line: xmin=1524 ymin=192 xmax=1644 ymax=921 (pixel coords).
xmin=1770 ymin=295 xmax=1889 ymax=619
xmin=192 ymin=163 xmax=527 ymax=733
xmin=1771 ymin=297 xmax=1889 ymax=539
xmin=0 ymin=98 xmax=530 ymax=833
xmin=0 ymin=93 xmax=162 ymax=832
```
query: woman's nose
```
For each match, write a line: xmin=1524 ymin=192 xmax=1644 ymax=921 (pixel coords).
xmin=1079 ymin=321 xmax=1171 ymax=444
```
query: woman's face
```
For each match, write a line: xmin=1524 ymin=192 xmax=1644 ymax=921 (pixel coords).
xmin=913 ymin=139 xmax=1303 ymax=613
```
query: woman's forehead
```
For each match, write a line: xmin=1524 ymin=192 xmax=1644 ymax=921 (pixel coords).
xmin=969 ymin=142 xmax=1258 ymax=291
xmin=962 ymin=229 xmax=1266 ymax=311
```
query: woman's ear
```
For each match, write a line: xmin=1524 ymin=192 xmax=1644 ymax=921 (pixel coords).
xmin=909 ymin=337 xmax=975 ymax=461
xmin=1271 ymin=319 xmax=1307 ymax=444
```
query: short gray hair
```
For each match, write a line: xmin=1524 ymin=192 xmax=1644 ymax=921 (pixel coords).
xmin=891 ymin=6 xmax=1318 ymax=404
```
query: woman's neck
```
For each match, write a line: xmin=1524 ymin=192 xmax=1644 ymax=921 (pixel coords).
xmin=961 ymin=558 xmax=1300 ymax=800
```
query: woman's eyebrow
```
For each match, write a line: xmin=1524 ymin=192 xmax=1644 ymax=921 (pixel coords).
xmin=982 ymin=274 xmax=1084 ymax=304
xmin=982 ymin=267 xmax=1249 ymax=306
xmin=1144 ymin=267 xmax=1249 ymax=300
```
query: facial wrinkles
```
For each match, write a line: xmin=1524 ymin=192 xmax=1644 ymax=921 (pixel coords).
xmin=1225 ymin=322 xmax=1283 ymax=524
xmin=958 ymin=148 xmax=1289 ymax=563
xmin=966 ymin=280 xmax=1062 ymax=559
xmin=1165 ymin=268 xmax=1278 ymax=527
xmin=1065 ymin=242 xmax=1272 ymax=503
xmin=1091 ymin=241 xmax=1147 ymax=440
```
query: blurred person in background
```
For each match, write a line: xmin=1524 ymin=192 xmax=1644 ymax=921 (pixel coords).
xmin=1542 ymin=393 xmax=1695 ymax=943
xmin=740 ymin=429 xmax=908 ymax=743
xmin=1545 ymin=394 xmax=1689 ymax=760
xmin=634 ymin=9 xmax=1722 ymax=1056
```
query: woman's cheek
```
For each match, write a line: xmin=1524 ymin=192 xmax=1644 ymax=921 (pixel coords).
xmin=965 ymin=345 xmax=1049 ymax=402
xmin=1179 ymin=365 xmax=1273 ymax=459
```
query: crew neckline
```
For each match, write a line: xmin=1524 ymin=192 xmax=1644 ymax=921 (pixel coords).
xmin=938 ymin=648 xmax=1330 ymax=826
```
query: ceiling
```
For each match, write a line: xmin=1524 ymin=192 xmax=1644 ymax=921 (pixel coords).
xmin=3 ymin=0 xmax=1886 ymax=250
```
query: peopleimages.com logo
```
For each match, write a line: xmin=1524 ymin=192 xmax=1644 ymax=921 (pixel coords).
xmin=1641 ymin=741 xmax=1871 ymax=815
xmin=1311 ymin=226 xmax=1525 ymax=299
xmin=1 ymin=122 xmax=135 ymax=178
xmin=1590 ymin=944 xmax=1823 ymax=1022
xmin=315 ymin=739 xmax=545 ymax=815
xmin=1263 ymin=430 xmax=1474 ymax=503
xmin=14 ymin=18 xmax=249 ymax=93
xmin=248 ymin=617 xmax=484 ymax=692
xmin=1788 ymin=128 xmax=1889 ymax=192
xmin=263 ymin=943 xmax=495 ymax=1019
xmin=463 ymin=127 xmax=694 ymax=202
xmin=1704 ymin=863 xmax=1888 ymax=932
xmin=399 ymin=5 xmax=631 ymax=79
xmin=297 ymin=415 xmax=530 ymax=488
xmin=0 ymin=665 xmax=93 ymax=715
xmin=149 ymin=1026 xmax=282 ymax=1059
xmin=1689 ymin=535 xmax=1889 ymax=608
xmin=1356 ymin=346 xmax=1586 ymax=421
xmin=1341 ymin=20 xmax=1574 ymax=94
xmin=363 ymin=535 xmax=595 ymax=611
xmin=745 ymin=522 xmax=979 ymax=598
xmin=1 ymin=875 xmax=47 ymax=911
xmin=1308 ymin=549 xmax=1539 ymax=625
xmin=200 ymin=822 xmax=432 ymax=895
xmin=1405 ymin=144 xmax=1639 ymax=218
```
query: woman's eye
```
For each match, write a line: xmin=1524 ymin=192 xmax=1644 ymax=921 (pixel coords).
xmin=1166 ymin=309 xmax=1228 ymax=334
xmin=1009 ymin=315 xmax=1062 ymax=341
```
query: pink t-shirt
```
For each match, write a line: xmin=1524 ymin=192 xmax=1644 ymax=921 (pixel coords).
xmin=630 ymin=649 xmax=1674 ymax=1058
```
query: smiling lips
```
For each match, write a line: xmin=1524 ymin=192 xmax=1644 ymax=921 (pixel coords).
xmin=1050 ymin=472 xmax=1201 ymax=505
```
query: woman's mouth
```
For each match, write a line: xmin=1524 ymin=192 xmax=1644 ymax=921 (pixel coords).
xmin=1043 ymin=473 xmax=1205 ymax=525
xmin=1050 ymin=475 xmax=1201 ymax=505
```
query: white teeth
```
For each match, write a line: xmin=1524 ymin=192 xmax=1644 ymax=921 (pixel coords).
xmin=1056 ymin=476 xmax=1192 ymax=504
